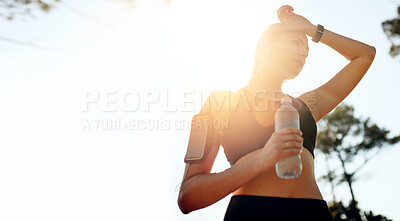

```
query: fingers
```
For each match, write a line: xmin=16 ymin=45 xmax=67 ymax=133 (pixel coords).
xmin=273 ymin=127 xmax=303 ymax=151
xmin=278 ymin=140 xmax=303 ymax=159
xmin=260 ymin=126 xmax=304 ymax=164
xmin=279 ymin=141 xmax=303 ymax=150
xmin=277 ymin=5 xmax=294 ymax=23
xmin=278 ymin=134 xmax=303 ymax=143
xmin=281 ymin=147 xmax=302 ymax=158
xmin=277 ymin=8 xmax=286 ymax=21
xmin=277 ymin=5 xmax=294 ymax=14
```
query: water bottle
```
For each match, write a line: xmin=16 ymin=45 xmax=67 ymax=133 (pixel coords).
xmin=275 ymin=96 xmax=302 ymax=179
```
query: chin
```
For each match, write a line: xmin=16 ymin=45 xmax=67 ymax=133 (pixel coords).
xmin=288 ymin=74 xmax=300 ymax=80
xmin=293 ymin=67 xmax=303 ymax=77
xmin=274 ymin=64 xmax=301 ymax=80
xmin=287 ymin=69 xmax=301 ymax=79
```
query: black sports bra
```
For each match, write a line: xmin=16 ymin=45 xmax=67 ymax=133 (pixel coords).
xmin=220 ymin=88 xmax=317 ymax=166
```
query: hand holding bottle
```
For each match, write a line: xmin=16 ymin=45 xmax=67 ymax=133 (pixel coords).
xmin=255 ymin=127 xmax=303 ymax=173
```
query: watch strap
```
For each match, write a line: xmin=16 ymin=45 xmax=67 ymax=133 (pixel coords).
xmin=312 ymin=24 xmax=324 ymax=43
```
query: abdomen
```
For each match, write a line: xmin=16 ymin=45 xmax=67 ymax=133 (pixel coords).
xmin=231 ymin=147 xmax=324 ymax=200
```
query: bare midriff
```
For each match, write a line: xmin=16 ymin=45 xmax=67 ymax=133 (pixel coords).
xmin=232 ymin=147 xmax=324 ymax=200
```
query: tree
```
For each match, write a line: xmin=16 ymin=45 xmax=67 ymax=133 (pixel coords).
xmin=0 ymin=0 xmax=170 ymax=21
xmin=0 ymin=0 xmax=170 ymax=47
xmin=316 ymin=103 xmax=400 ymax=221
xmin=382 ymin=6 xmax=400 ymax=58
xmin=0 ymin=0 xmax=61 ymax=21
xmin=328 ymin=201 xmax=393 ymax=221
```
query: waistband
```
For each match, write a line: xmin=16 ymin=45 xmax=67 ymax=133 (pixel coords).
xmin=231 ymin=194 xmax=327 ymax=203
xmin=225 ymin=194 xmax=333 ymax=221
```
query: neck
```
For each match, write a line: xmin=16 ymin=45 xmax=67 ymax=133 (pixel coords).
xmin=245 ymin=66 xmax=287 ymax=101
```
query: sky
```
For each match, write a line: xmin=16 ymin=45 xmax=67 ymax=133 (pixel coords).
xmin=1 ymin=0 xmax=400 ymax=220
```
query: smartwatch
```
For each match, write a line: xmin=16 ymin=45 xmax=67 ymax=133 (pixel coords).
xmin=312 ymin=24 xmax=324 ymax=43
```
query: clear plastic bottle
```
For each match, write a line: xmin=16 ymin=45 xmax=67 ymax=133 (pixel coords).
xmin=275 ymin=96 xmax=302 ymax=179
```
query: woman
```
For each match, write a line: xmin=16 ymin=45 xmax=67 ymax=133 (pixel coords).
xmin=178 ymin=5 xmax=375 ymax=220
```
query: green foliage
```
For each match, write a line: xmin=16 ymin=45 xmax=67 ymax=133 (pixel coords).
xmin=0 ymin=0 xmax=61 ymax=20
xmin=316 ymin=103 xmax=400 ymax=220
xmin=317 ymin=103 xmax=400 ymax=186
xmin=0 ymin=0 xmax=166 ymax=21
xmin=317 ymin=104 xmax=360 ymax=156
xmin=329 ymin=200 xmax=393 ymax=221
xmin=382 ymin=6 xmax=400 ymax=58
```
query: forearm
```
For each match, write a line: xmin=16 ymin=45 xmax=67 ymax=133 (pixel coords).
xmin=305 ymin=24 xmax=375 ymax=61
xmin=178 ymin=154 xmax=268 ymax=214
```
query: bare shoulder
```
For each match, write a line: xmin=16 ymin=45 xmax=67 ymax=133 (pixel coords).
xmin=202 ymin=90 xmax=239 ymax=119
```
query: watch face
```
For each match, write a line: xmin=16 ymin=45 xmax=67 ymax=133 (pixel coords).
xmin=312 ymin=25 xmax=323 ymax=42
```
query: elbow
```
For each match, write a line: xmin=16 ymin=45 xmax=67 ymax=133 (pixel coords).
xmin=369 ymin=46 xmax=376 ymax=58
xmin=365 ymin=46 xmax=376 ymax=60
xmin=365 ymin=46 xmax=376 ymax=64
xmin=353 ymin=46 xmax=376 ymax=62
xmin=178 ymin=189 xmax=193 ymax=215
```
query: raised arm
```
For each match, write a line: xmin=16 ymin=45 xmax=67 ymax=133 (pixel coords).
xmin=301 ymin=23 xmax=375 ymax=123
xmin=277 ymin=5 xmax=376 ymax=123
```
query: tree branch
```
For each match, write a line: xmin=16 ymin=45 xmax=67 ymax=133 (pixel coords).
xmin=352 ymin=149 xmax=382 ymax=175
xmin=0 ymin=35 xmax=61 ymax=50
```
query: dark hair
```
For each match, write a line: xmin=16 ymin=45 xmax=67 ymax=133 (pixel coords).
xmin=252 ymin=23 xmax=301 ymax=79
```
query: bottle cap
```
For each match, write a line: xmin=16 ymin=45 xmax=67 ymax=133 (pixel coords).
xmin=280 ymin=95 xmax=292 ymax=104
